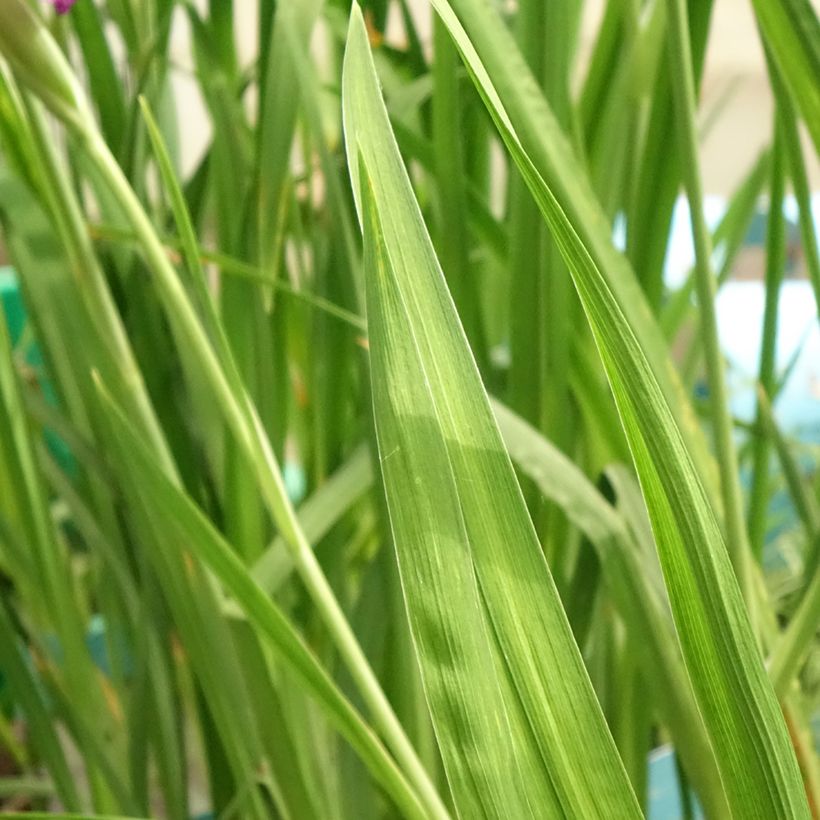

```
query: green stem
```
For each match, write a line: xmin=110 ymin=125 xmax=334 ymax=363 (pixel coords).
xmin=660 ymin=149 xmax=771 ymax=341
xmin=756 ymin=389 xmax=820 ymax=696
xmin=770 ymin=566 xmax=820 ymax=697
xmin=432 ymin=18 xmax=486 ymax=370
xmin=88 ymin=222 xmax=366 ymax=331
xmin=506 ymin=0 xmax=546 ymax=428
xmin=23 ymin=97 xmax=174 ymax=475
xmin=747 ymin=117 xmax=786 ymax=557
xmin=769 ymin=57 xmax=820 ymax=321
xmin=757 ymin=387 xmax=820 ymax=581
xmin=76 ymin=120 xmax=449 ymax=820
xmin=664 ymin=0 xmax=753 ymax=604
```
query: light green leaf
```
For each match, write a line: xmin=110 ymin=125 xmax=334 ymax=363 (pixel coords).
xmin=751 ymin=0 xmax=820 ymax=155
xmin=343 ymin=7 xmax=641 ymax=817
xmin=425 ymin=2 xmax=808 ymax=814
xmin=252 ymin=444 xmax=372 ymax=594
xmin=430 ymin=0 xmax=718 ymax=499
xmin=494 ymin=400 xmax=728 ymax=817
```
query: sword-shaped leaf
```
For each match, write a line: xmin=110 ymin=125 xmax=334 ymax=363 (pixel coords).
xmin=425 ymin=2 xmax=808 ymax=815
xmin=343 ymin=7 xmax=641 ymax=817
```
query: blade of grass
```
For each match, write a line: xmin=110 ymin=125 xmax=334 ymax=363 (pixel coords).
xmin=747 ymin=117 xmax=786 ymax=558
xmin=756 ymin=388 xmax=820 ymax=578
xmin=750 ymin=0 xmax=820 ymax=154
xmin=664 ymin=0 xmax=754 ymax=601
xmin=70 ymin=1 xmax=127 ymax=155
xmin=252 ymin=444 xmax=372 ymax=594
xmin=88 ymin=222 xmax=367 ymax=332
xmin=95 ymin=380 xmax=431 ymax=820
xmin=506 ymin=0 xmax=547 ymax=427
xmin=0 ymin=601 xmax=81 ymax=812
xmin=660 ymin=148 xmax=771 ymax=340
xmin=0 ymin=263 xmax=128 ymax=812
xmin=769 ymin=565 xmax=820 ymax=698
xmin=124 ymin=88 xmax=444 ymax=814
xmin=424 ymin=3 xmax=808 ymax=812
xmin=12 ymin=44 xmax=444 ymax=813
xmin=227 ymin=619 xmax=324 ymax=820
xmin=188 ymin=4 xmax=268 ymax=562
xmin=757 ymin=392 xmax=820 ymax=697
xmin=345 ymin=8 xmax=642 ymax=817
xmin=624 ymin=0 xmax=713 ymax=308
xmin=767 ymin=54 xmax=820 ymax=319
xmin=432 ymin=19 xmax=486 ymax=369
xmin=432 ymin=0 xmax=720 ymax=500
xmin=493 ymin=400 xmax=728 ymax=817
xmin=256 ymin=0 xmax=323 ymax=283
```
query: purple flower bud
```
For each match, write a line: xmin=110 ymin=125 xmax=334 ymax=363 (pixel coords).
xmin=51 ymin=0 xmax=78 ymax=13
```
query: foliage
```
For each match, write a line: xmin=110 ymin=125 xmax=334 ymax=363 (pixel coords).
xmin=0 ymin=0 xmax=817 ymax=816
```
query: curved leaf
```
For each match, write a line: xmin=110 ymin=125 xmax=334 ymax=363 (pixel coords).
xmin=425 ymin=4 xmax=808 ymax=813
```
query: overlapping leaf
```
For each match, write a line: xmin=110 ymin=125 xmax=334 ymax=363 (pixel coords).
xmin=424 ymin=2 xmax=808 ymax=814
xmin=96 ymin=383 xmax=428 ymax=820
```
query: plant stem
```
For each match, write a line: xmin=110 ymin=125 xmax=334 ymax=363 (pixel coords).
xmin=769 ymin=566 xmax=820 ymax=697
xmin=757 ymin=391 xmax=820 ymax=699
xmin=757 ymin=387 xmax=820 ymax=581
xmin=23 ymin=97 xmax=174 ymax=475
xmin=76 ymin=119 xmax=449 ymax=820
xmin=432 ymin=17 xmax=486 ymax=370
xmin=747 ymin=116 xmax=785 ymax=557
xmin=664 ymin=0 xmax=753 ymax=605
xmin=768 ymin=55 xmax=820 ymax=322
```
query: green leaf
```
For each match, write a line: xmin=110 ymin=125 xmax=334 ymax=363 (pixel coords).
xmin=751 ymin=0 xmax=820 ymax=155
xmin=424 ymin=2 xmax=808 ymax=814
xmin=343 ymin=7 xmax=641 ymax=817
xmin=95 ymin=381 xmax=429 ymax=820
xmin=430 ymin=0 xmax=718 ymax=500
xmin=767 ymin=54 xmax=820 ymax=319
xmin=252 ymin=444 xmax=372 ymax=594
xmin=256 ymin=0 xmax=324 ymax=279
xmin=71 ymin=1 xmax=127 ymax=154
xmin=0 ymin=604 xmax=80 ymax=811
xmin=493 ymin=401 xmax=728 ymax=815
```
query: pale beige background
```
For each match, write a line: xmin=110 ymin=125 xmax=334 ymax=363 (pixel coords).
xmin=171 ymin=0 xmax=820 ymax=195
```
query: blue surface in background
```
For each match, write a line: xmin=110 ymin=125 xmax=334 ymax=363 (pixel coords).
xmin=665 ymin=196 xmax=820 ymax=443
xmin=648 ymin=747 xmax=702 ymax=820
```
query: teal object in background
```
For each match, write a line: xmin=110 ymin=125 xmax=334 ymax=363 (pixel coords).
xmin=648 ymin=747 xmax=702 ymax=820
xmin=0 ymin=266 xmax=25 ymax=346
xmin=0 ymin=266 xmax=74 ymax=475
xmin=283 ymin=459 xmax=307 ymax=505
